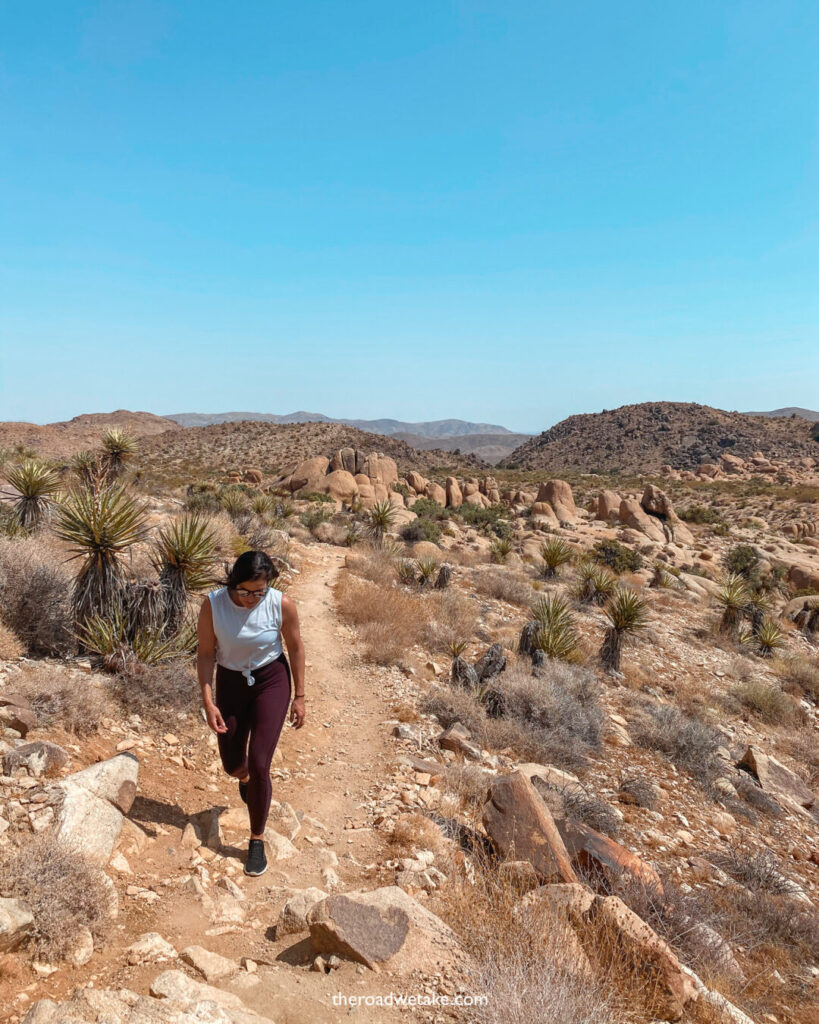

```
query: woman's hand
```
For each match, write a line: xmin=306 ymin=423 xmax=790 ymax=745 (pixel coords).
xmin=205 ymin=702 xmax=227 ymax=734
xmin=289 ymin=696 xmax=306 ymax=729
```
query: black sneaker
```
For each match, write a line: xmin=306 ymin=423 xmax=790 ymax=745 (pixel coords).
xmin=245 ymin=838 xmax=267 ymax=876
xmin=238 ymin=779 xmax=248 ymax=804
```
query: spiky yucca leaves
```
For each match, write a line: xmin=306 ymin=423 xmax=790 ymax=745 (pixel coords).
xmin=531 ymin=595 xmax=579 ymax=661
xmin=416 ymin=557 xmax=439 ymax=586
xmin=755 ymin=619 xmax=785 ymax=657
xmin=274 ymin=498 xmax=295 ymax=519
xmin=76 ymin=609 xmax=192 ymax=673
xmin=397 ymin=559 xmax=418 ymax=585
xmin=0 ymin=504 xmax=25 ymax=538
xmin=54 ymin=484 xmax=150 ymax=626
xmin=220 ymin=488 xmax=249 ymax=520
xmin=600 ymin=588 xmax=649 ymax=672
xmin=69 ymin=451 xmax=102 ymax=490
xmin=574 ymin=557 xmax=617 ymax=606
xmin=650 ymin=563 xmax=673 ymax=589
xmin=4 ymin=460 xmax=62 ymax=530
xmin=448 ymin=639 xmax=469 ymax=658
xmin=367 ymin=500 xmax=397 ymax=547
xmin=100 ymin=429 xmax=139 ymax=481
xmin=250 ymin=493 xmax=273 ymax=518
xmin=716 ymin=573 xmax=752 ymax=635
xmin=151 ymin=515 xmax=218 ymax=635
xmin=490 ymin=537 xmax=513 ymax=564
xmin=539 ymin=537 xmax=573 ymax=579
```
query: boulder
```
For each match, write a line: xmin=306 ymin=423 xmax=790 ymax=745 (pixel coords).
xmin=463 ymin=492 xmax=490 ymax=508
xmin=360 ymin=454 xmax=398 ymax=487
xmin=595 ymin=490 xmax=621 ymax=520
xmin=619 ymin=499 xmax=667 ymax=544
xmin=537 ymin=481 xmax=576 ymax=521
xmin=482 ymin=771 xmax=578 ymax=884
xmin=180 ymin=945 xmax=238 ymax=982
xmin=0 ymin=704 xmax=37 ymax=738
xmin=2 ymin=740 xmax=70 ymax=778
xmin=243 ymin=469 xmax=263 ymax=485
xmin=55 ymin=752 xmax=139 ymax=866
xmin=425 ymin=482 xmax=447 ymax=505
xmin=289 ymin=456 xmax=330 ymax=493
xmin=276 ymin=887 xmax=328 ymax=937
xmin=307 ymin=885 xmax=462 ymax=974
xmin=319 ymin=470 xmax=359 ymax=503
xmin=445 ymin=477 xmax=463 ymax=509
xmin=737 ymin=745 xmax=815 ymax=813
xmin=584 ymin=895 xmax=697 ymax=1021
xmin=330 ymin=447 xmax=357 ymax=475
xmin=788 ymin=563 xmax=819 ymax=592
xmin=0 ymin=898 xmax=34 ymax=953
xmin=531 ymin=501 xmax=559 ymax=524
xmin=639 ymin=486 xmax=694 ymax=545
xmin=407 ymin=471 xmax=427 ymax=493
xmin=555 ymin=818 xmax=663 ymax=896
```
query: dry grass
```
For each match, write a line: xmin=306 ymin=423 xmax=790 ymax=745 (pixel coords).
xmin=422 ymin=589 xmax=480 ymax=652
xmin=0 ymin=621 xmax=23 ymax=660
xmin=471 ymin=567 xmax=535 ymax=606
xmin=435 ymin=847 xmax=617 ymax=1024
xmin=438 ymin=763 xmax=493 ymax=818
xmin=388 ymin=811 xmax=450 ymax=860
xmin=0 ymin=833 xmax=113 ymax=961
xmin=0 ymin=536 xmax=75 ymax=656
xmin=771 ymin=654 xmax=819 ymax=703
xmin=343 ymin=547 xmax=397 ymax=586
xmin=335 ymin=574 xmax=425 ymax=665
xmin=628 ymin=699 xmax=722 ymax=787
xmin=732 ymin=679 xmax=801 ymax=725
xmin=12 ymin=663 xmax=113 ymax=736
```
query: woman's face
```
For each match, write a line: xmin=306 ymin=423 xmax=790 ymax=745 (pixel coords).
xmin=229 ymin=575 xmax=269 ymax=608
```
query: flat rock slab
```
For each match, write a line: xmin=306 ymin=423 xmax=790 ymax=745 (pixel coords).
xmin=307 ymin=885 xmax=463 ymax=974
xmin=180 ymin=945 xmax=238 ymax=981
xmin=482 ymin=770 xmax=578 ymax=884
xmin=3 ymin=740 xmax=70 ymax=778
xmin=556 ymin=818 xmax=664 ymax=896
xmin=738 ymin=745 xmax=815 ymax=813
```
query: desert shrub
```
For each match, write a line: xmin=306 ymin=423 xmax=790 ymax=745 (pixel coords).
xmin=677 ymin=505 xmax=729 ymax=534
xmin=12 ymin=663 xmax=113 ymax=735
xmin=184 ymin=490 xmax=223 ymax=515
xmin=410 ymin=497 xmax=449 ymax=520
xmin=552 ymin=783 xmax=622 ymax=838
xmin=617 ymin=772 xmax=658 ymax=810
xmin=400 ymin=517 xmax=442 ymax=544
xmin=344 ymin=547 xmax=397 ymax=586
xmin=630 ymin=702 xmax=722 ymax=785
xmin=0 ymin=537 xmax=75 ymax=656
xmin=733 ymin=679 xmax=799 ymax=725
xmin=299 ymin=504 xmax=332 ymax=531
xmin=300 ymin=491 xmax=335 ymax=504
xmin=0 ymin=833 xmax=113 ymax=960
xmin=489 ymin=537 xmax=513 ymax=563
xmin=723 ymin=544 xmax=762 ymax=591
xmin=711 ymin=833 xmax=795 ymax=895
xmin=388 ymin=811 xmax=449 ymax=859
xmin=592 ymin=539 xmax=642 ymax=574
xmin=472 ymin=568 xmax=534 ymax=606
xmin=438 ymin=764 xmax=493 ymax=816
xmin=106 ymin=658 xmax=200 ymax=723
xmin=459 ymin=503 xmax=513 ymax=539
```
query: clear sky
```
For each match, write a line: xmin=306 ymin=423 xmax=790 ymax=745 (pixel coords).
xmin=1 ymin=2 xmax=817 ymax=433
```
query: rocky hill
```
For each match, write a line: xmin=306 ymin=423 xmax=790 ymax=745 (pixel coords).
xmin=134 ymin=420 xmax=487 ymax=488
xmin=746 ymin=407 xmax=819 ymax=421
xmin=393 ymin=431 xmax=531 ymax=465
xmin=0 ymin=411 xmax=175 ymax=460
xmin=501 ymin=402 xmax=819 ymax=474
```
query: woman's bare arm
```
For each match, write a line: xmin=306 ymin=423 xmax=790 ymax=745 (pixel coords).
xmin=281 ymin=594 xmax=306 ymax=728
xmin=197 ymin=598 xmax=226 ymax=732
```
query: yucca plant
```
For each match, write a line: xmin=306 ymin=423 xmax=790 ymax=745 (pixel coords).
xmin=250 ymin=493 xmax=273 ymax=518
xmin=274 ymin=498 xmax=296 ymax=519
xmin=490 ymin=537 xmax=513 ymax=564
xmin=649 ymin=563 xmax=673 ymax=589
xmin=531 ymin=594 xmax=579 ymax=661
xmin=416 ymin=557 xmax=439 ymax=586
xmin=123 ymin=579 xmax=167 ymax=636
xmin=747 ymin=590 xmax=772 ymax=636
xmin=151 ymin=515 xmax=218 ymax=635
xmin=755 ymin=619 xmax=785 ymax=657
xmin=367 ymin=500 xmax=397 ymax=547
xmin=4 ymin=459 xmax=62 ymax=530
xmin=100 ymin=429 xmax=139 ymax=481
xmin=539 ymin=537 xmax=573 ymax=579
xmin=600 ymin=588 xmax=649 ymax=672
xmin=220 ymin=488 xmax=249 ymax=520
xmin=54 ymin=484 xmax=150 ymax=626
xmin=716 ymin=573 xmax=751 ymax=635
xmin=344 ymin=524 xmax=361 ymax=547
xmin=76 ymin=609 xmax=193 ymax=672
xmin=0 ymin=504 xmax=25 ymax=538
xmin=69 ymin=450 xmax=102 ymax=489
xmin=397 ymin=559 xmax=418 ymax=585
xmin=448 ymin=639 xmax=469 ymax=658
xmin=574 ymin=558 xmax=617 ymax=606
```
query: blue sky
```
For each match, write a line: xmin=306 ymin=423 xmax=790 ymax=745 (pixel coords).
xmin=1 ymin=1 xmax=817 ymax=433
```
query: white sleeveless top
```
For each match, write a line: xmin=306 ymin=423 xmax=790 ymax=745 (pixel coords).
xmin=208 ymin=586 xmax=283 ymax=686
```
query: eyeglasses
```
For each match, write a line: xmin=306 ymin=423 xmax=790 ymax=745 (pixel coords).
xmin=231 ymin=585 xmax=269 ymax=599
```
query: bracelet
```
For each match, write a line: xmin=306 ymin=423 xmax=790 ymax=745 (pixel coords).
xmin=294 ymin=694 xmax=306 ymax=700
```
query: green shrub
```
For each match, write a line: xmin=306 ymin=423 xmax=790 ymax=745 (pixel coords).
xmin=299 ymin=505 xmax=332 ymax=530
xmin=410 ymin=497 xmax=450 ymax=520
xmin=677 ymin=505 xmax=729 ymax=535
xmin=301 ymin=491 xmax=335 ymax=504
xmin=459 ymin=503 xmax=513 ymax=539
xmin=593 ymin=539 xmax=643 ymax=574
xmin=401 ymin=517 xmax=443 ymax=543
xmin=724 ymin=544 xmax=761 ymax=582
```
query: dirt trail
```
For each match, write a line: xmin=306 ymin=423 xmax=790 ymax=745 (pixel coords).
xmin=9 ymin=544 xmax=435 ymax=1024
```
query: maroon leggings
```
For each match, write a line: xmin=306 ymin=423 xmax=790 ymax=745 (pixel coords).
xmin=214 ymin=653 xmax=292 ymax=835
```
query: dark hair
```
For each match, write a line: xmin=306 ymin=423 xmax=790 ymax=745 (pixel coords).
xmin=226 ymin=550 xmax=279 ymax=589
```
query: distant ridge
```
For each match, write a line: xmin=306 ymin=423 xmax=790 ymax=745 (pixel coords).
xmin=165 ymin=411 xmax=517 ymax=438
xmin=745 ymin=407 xmax=819 ymax=421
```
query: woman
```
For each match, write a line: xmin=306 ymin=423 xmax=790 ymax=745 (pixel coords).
xmin=197 ymin=550 xmax=306 ymax=877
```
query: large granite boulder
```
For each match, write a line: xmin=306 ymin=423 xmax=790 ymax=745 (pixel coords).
xmin=55 ymin=752 xmax=139 ymax=866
